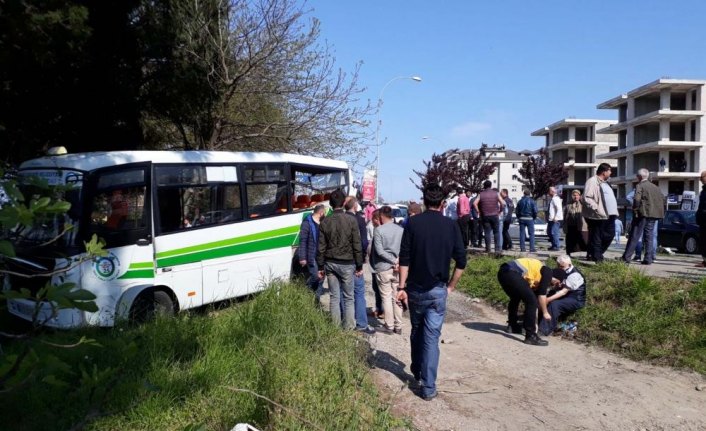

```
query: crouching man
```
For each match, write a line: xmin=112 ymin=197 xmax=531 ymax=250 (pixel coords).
xmin=539 ymin=255 xmax=586 ymax=336
xmin=497 ymin=257 xmax=553 ymax=346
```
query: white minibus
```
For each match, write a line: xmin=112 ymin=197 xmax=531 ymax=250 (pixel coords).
xmin=5 ymin=151 xmax=352 ymax=328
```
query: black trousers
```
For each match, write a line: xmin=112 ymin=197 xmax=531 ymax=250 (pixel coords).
xmin=482 ymin=215 xmax=500 ymax=253
xmin=457 ymin=215 xmax=471 ymax=247
xmin=502 ymin=219 xmax=513 ymax=250
xmin=586 ymin=218 xmax=605 ymax=262
xmin=601 ymin=216 xmax=617 ymax=254
xmin=497 ymin=265 xmax=538 ymax=335
xmin=470 ymin=218 xmax=481 ymax=246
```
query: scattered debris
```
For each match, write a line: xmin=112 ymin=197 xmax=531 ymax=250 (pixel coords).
xmin=442 ymin=338 xmax=454 ymax=344
xmin=696 ymin=384 xmax=705 ymax=391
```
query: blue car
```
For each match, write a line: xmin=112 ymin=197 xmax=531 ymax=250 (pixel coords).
xmin=658 ymin=210 xmax=699 ymax=254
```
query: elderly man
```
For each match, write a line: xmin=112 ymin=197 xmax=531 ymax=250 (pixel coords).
xmin=582 ymin=163 xmax=613 ymax=263
xmin=539 ymin=255 xmax=586 ymax=336
xmin=621 ymin=169 xmax=665 ymax=265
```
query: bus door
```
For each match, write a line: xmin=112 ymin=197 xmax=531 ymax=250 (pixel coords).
xmin=83 ymin=163 xmax=154 ymax=321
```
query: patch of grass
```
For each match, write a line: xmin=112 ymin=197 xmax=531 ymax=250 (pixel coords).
xmin=458 ymin=255 xmax=706 ymax=374
xmin=0 ymin=283 xmax=406 ymax=431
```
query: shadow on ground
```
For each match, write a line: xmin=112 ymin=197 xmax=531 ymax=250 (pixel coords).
xmin=462 ymin=321 xmax=524 ymax=343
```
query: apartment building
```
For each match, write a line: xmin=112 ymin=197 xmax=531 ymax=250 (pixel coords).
xmin=455 ymin=144 xmax=528 ymax=202
xmin=531 ymin=118 xmax=618 ymax=187
xmin=595 ymin=78 xmax=706 ymax=202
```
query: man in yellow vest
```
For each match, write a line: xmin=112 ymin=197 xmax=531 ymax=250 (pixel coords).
xmin=497 ymin=258 xmax=553 ymax=346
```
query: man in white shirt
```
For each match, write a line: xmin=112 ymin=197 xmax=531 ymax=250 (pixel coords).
xmin=445 ymin=193 xmax=459 ymax=221
xmin=547 ymin=187 xmax=563 ymax=251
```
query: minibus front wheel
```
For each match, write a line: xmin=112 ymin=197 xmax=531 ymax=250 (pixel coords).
xmin=129 ymin=288 xmax=176 ymax=323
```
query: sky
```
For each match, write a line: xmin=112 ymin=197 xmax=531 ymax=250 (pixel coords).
xmin=306 ymin=0 xmax=706 ymax=202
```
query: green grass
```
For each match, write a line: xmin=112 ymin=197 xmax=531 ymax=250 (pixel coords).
xmin=0 ymin=283 xmax=407 ymax=431
xmin=457 ymin=256 xmax=706 ymax=374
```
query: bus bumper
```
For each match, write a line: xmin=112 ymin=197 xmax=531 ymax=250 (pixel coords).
xmin=7 ymin=298 xmax=86 ymax=329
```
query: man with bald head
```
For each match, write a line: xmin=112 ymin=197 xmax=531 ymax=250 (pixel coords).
xmin=621 ymin=168 xmax=665 ymax=265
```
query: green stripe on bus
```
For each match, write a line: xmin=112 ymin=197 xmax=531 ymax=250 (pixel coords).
xmin=157 ymin=233 xmax=297 ymax=267
xmin=156 ymin=225 xmax=300 ymax=259
xmin=118 ymin=269 xmax=155 ymax=279
xmin=129 ymin=262 xmax=153 ymax=269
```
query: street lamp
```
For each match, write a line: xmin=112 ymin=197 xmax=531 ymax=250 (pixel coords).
xmin=374 ymin=75 xmax=422 ymax=203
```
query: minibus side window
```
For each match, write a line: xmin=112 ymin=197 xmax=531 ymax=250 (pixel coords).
xmin=244 ymin=164 xmax=288 ymax=218
xmin=155 ymin=165 xmax=242 ymax=234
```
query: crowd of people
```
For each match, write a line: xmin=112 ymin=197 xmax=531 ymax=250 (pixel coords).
xmin=441 ymin=162 xmax=688 ymax=267
xmin=296 ymin=163 xmax=706 ymax=401
xmin=299 ymin=185 xmax=466 ymax=401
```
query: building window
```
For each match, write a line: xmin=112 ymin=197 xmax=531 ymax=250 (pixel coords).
xmin=511 ymin=186 xmax=517 ymax=192
xmin=512 ymin=174 xmax=518 ymax=181
xmin=512 ymin=163 xmax=517 ymax=168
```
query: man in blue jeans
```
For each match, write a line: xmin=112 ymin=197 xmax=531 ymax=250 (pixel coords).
xmin=345 ymin=196 xmax=374 ymax=334
xmin=397 ymin=184 xmax=467 ymax=401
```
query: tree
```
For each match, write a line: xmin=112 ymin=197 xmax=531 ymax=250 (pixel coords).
xmin=410 ymin=148 xmax=496 ymax=196
xmin=455 ymin=150 xmax=497 ymax=194
xmin=138 ymin=0 xmax=373 ymax=163
xmin=0 ymin=0 xmax=372 ymax=167
xmin=517 ymin=148 xmax=568 ymax=199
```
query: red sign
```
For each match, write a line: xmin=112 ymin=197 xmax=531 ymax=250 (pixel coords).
xmin=362 ymin=169 xmax=377 ymax=201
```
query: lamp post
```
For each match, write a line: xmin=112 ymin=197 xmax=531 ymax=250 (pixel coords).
xmin=374 ymin=75 xmax=422 ymax=203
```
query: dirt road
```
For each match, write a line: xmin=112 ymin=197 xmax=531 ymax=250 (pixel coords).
xmin=364 ymin=289 xmax=706 ymax=431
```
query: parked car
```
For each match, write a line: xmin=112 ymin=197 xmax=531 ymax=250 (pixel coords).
xmin=507 ymin=217 xmax=548 ymax=238
xmin=658 ymin=210 xmax=699 ymax=253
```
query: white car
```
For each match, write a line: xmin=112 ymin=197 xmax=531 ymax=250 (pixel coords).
xmin=387 ymin=204 xmax=408 ymax=224
xmin=507 ymin=218 xmax=548 ymax=238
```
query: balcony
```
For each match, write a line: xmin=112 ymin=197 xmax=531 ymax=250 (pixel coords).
xmin=596 ymin=140 xmax=704 ymax=159
xmin=546 ymin=140 xmax=598 ymax=152
xmin=598 ymin=109 xmax=705 ymax=135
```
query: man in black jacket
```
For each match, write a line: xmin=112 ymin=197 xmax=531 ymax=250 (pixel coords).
xmin=317 ymin=189 xmax=364 ymax=329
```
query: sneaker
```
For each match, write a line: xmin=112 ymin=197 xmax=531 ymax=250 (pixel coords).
xmin=421 ymin=391 xmax=438 ymax=401
xmin=505 ymin=324 xmax=523 ymax=334
xmin=523 ymin=333 xmax=548 ymax=346
xmin=393 ymin=328 xmax=403 ymax=335
xmin=355 ymin=325 xmax=375 ymax=335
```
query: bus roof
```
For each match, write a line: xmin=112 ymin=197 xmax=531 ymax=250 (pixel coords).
xmin=19 ymin=151 xmax=349 ymax=172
